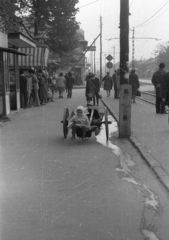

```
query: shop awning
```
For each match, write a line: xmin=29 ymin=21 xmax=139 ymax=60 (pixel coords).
xmin=8 ymin=32 xmax=36 ymax=48
xmin=18 ymin=45 xmax=49 ymax=67
xmin=0 ymin=47 xmax=27 ymax=55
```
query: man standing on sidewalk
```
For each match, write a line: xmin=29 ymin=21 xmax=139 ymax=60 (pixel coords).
xmin=20 ymin=70 xmax=28 ymax=109
xmin=162 ymin=71 xmax=169 ymax=110
xmin=152 ymin=63 xmax=167 ymax=114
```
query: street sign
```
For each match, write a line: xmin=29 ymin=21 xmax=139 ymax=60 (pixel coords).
xmin=86 ymin=46 xmax=96 ymax=51
xmin=106 ymin=54 xmax=113 ymax=61
xmin=106 ymin=62 xmax=113 ymax=69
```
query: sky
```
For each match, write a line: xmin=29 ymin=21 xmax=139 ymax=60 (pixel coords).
xmin=75 ymin=0 xmax=169 ymax=69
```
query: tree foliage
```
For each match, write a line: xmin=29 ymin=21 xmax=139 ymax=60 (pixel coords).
xmin=155 ymin=42 xmax=169 ymax=70
xmin=0 ymin=0 xmax=80 ymax=55
xmin=0 ymin=0 xmax=20 ymax=32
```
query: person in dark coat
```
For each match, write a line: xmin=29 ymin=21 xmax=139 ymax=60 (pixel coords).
xmin=20 ymin=70 xmax=28 ymax=108
xmin=162 ymin=72 xmax=169 ymax=110
xmin=129 ymin=69 xmax=140 ymax=103
xmin=66 ymin=72 xmax=75 ymax=98
xmin=112 ymin=70 xmax=117 ymax=99
xmin=37 ymin=73 xmax=47 ymax=105
xmin=102 ymin=72 xmax=113 ymax=97
xmin=152 ymin=63 xmax=167 ymax=114
xmin=92 ymin=74 xmax=100 ymax=105
xmin=85 ymin=73 xmax=95 ymax=105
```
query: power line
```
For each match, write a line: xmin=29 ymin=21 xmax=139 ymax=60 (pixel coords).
xmin=135 ymin=0 xmax=169 ymax=28
xmin=136 ymin=5 xmax=169 ymax=29
xmin=78 ymin=0 xmax=99 ymax=9
xmin=129 ymin=0 xmax=135 ymax=9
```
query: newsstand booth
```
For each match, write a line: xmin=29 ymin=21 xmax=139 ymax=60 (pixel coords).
xmin=0 ymin=32 xmax=36 ymax=117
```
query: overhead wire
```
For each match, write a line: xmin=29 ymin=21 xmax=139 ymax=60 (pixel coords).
xmin=78 ymin=0 xmax=99 ymax=9
xmin=135 ymin=5 xmax=169 ymax=29
xmin=135 ymin=0 xmax=169 ymax=28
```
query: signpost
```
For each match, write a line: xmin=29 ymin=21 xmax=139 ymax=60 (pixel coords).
xmin=106 ymin=54 xmax=113 ymax=72
xmin=106 ymin=54 xmax=113 ymax=62
xmin=106 ymin=62 xmax=113 ymax=69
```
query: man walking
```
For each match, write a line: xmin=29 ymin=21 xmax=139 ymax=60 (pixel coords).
xmin=152 ymin=63 xmax=167 ymax=114
xmin=20 ymin=70 xmax=28 ymax=109
xmin=66 ymin=72 xmax=75 ymax=98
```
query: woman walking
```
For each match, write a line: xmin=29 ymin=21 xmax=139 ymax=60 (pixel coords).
xmin=129 ymin=69 xmax=140 ymax=103
xmin=56 ymin=72 xmax=66 ymax=98
xmin=102 ymin=72 xmax=113 ymax=97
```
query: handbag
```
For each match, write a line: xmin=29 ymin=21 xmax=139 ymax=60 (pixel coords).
xmin=136 ymin=90 xmax=141 ymax=97
xmin=87 ymin=91 xmax=93 ymax=98
xmin=47 ymin=89 xmax=52 ymax=98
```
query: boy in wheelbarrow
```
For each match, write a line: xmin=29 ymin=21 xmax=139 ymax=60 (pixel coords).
xmin=68 ymin=106 xmax=100 ymax=140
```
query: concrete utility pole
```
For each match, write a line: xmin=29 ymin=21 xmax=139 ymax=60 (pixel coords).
xmin=100 ymin=16 xmax=102 ymax=81
xmin=119 ymin=0 xmax=131 ymax=138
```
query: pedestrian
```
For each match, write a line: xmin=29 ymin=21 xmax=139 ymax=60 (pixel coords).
xmin=56 ymin=72 xmax=66 ymax=98
xmin=112 ymin=70 xmax=117 ymax=99
xmin=38 ymin=69 xmax=48 ymax=103
xmin=152 ymin=63 xmax=167 ymax=114
xmin=49 ymin=73 xmax=57 ymax=102
xmin=19 ymin=70 xmax=28 ymax=109
xmin=66 ymin=72 xmax=75 ymax=98
xmin=27 ymin=72 xmax=33 ymax=107
xmin=64 ymin=72 xmax=68 ymax=93
xmin=116 ymin=69 xmax=120 ymax=99
xmin=37 ymin=73 xmax=47 ymax=105
xmin=102 ymin=72 xmax=113 ymax=97
xmin=92 ymin=74 xmax=100 ymax=106
xmin=85 ymin=73 xmax=95 ymax=105
xmin=162 ymin=71 xmax=169 ymax=112
xmin=29 ymin=69 xmax=40 ymax=107
xmin=68 ymin=106 xmax=91 ymax=140
xmin=129 ymin=69 xmax=140 ymax=103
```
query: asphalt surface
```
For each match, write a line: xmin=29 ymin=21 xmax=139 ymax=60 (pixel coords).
xmin=1 ymin=86 xmax=169 ymax=240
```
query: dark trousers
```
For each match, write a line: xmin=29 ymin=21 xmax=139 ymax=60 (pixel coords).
xmin=67 ymin=88 xmax=72 ymax=98
xmin=93 ymin=91 xmax=100 ymax=105
xmin=72 ymin=125 xmax=87 ymax=137
xmin=156 ymin=97 xmax=165 ymax=113
xmin=20 ymin=90 xmax=28 ymax=108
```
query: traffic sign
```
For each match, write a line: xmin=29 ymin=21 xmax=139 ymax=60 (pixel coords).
xmin=106 ymin=62 xmax=113 ymax=69
xmin=106 ymin=54 xmax=113 ymax=62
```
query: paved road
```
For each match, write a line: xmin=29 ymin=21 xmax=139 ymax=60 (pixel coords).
xmin=0 ymin=89 xmax=169 ymax=240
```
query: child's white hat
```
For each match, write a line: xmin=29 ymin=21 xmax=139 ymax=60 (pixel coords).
xmin=76 ymin=106 xmax=84 ymax=111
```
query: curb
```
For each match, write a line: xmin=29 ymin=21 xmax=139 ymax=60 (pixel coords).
xmin=102 ymin=98 xmax=169 ymax=193
xmin=0 ymin=109 xmax=26 ymax=128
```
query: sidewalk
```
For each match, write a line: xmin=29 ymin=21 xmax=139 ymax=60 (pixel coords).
xmin=101 ymin=91 xmax=169 ymax=192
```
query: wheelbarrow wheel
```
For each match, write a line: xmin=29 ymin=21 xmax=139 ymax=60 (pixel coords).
xmin=63 ymin=106 xmax=69 ymax=138
xmin=104 ymin=107 xmax=109 ymax=141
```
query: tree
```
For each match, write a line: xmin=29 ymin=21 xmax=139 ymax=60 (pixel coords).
xmin=0 ymin=0 xmax=20 ymax=32
xmin=0 ymin=0 xmax=80 ymax=55
xmin=155 ymin=42 xmax=169 ymax=70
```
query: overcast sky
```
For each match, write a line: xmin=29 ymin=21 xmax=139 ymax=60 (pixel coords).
xmin=76 ymin=0 xmax=169 ymax=67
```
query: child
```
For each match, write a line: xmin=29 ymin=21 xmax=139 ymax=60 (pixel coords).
xmin=68 ymin=106 xmax=91 ymax=140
